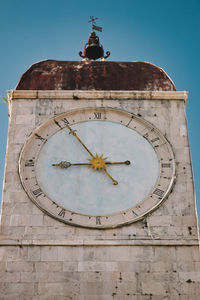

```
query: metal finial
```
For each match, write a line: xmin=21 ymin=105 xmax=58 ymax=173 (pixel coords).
xmin=79 ymin=17 xmax=110 ymax=61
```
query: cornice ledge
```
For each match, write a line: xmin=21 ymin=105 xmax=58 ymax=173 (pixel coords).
xmin=0 ymin=238 xmax=198 ymax=247
xmin=8 ymin=90 xmax=188 ymax=102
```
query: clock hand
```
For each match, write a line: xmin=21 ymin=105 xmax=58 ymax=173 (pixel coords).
xmin=103 ymin=168 xmax=118 ymax=185
xmin=52 ymin=161 xmax=90 ymax=168
xmin=107 ymin=160 xmax=131 ymax=165
xmin=52 ymin=161 xmax=119 ymax=185
xmin=65 ymin=125 xmax=119 ymax=185
xmin=52 ymin=160 xmax=131 ymax=169
xmin=65 ymin=123 xmax=95 ymax=158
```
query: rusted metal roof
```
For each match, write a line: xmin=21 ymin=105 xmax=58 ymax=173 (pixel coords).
xmin=15 ymin=60 xmax=176 ymax=91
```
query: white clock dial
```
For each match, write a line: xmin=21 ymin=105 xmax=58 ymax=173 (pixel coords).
xmin=36 ymin=121 xmax=159 ymax=215
xmin=19 ymin=107 xmax=175 ymax=228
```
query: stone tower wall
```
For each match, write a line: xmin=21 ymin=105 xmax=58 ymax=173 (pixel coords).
xmin=0 ymin=90 xmax=199 ymax=299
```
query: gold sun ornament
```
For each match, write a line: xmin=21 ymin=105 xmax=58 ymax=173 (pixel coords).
xmin=88 ymin=154 xmax=108 ymax=171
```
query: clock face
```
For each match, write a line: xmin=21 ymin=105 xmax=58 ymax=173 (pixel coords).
xmin=19 ymin=107 xmax=175 ymax=228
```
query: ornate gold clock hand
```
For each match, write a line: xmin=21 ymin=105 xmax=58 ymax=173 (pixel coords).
xmin=52 ymin=161 xmax=119 ymax=185
xmin=107 ymin=160 xmax=131 ymax=165
xmin=52 ymin=160 xmax=131 ymax=169
xmin=65 ymin=125 xmax=119 ymax=185
xmin=65 ymin=123 xmax=95 ymax=158
xmin=103 ymin=168 xmax=118 ymax=185
xmin=52 ymin=161 xmax=90 ymax=168
xmin=88 ymin=154 xmax=122 ymax=185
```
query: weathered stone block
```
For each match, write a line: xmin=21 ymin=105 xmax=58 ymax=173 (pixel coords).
xmin=78 ymin=261 xmax=118 ymax=272
xmin=141 ymin=281 xmax=168 ymax=295
xmin=35 ymin=261 xmax=63 ymax=272
xmin=63 ymin=261 xmax=78 ymax=272
xmin=15 ymin=114 xmax=35 ymax=125
xmin=37 ymin=282 xmax=64 ymax=296
xmin=40 ymin=246 xmax=58 ymax=261
xmin=79 ymin=281 xmax=116 ymax=295
xmin=6 ymin=261 xmax=34 ymax=272
xmin=28 ymin=247 xmax=41 ymax=262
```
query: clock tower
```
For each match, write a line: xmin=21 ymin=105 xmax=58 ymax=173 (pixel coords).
xmin=0 ymin=32 xmax=200 ymax=298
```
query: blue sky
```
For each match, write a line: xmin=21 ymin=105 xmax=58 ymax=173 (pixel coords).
xmin=0 ymin=0 xmax=200 ymax=220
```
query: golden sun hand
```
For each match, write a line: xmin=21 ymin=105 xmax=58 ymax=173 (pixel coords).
xmin=88 ymin=154 xmax=107 ymax=171
xmin=88 ymin=154 xmax=118 ymax=185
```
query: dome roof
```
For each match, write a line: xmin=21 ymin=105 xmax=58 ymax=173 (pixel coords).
xmin=15 ymin=60 xmax=176 ymax=91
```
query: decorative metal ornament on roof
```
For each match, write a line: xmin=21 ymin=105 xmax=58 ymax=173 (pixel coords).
xmin=79 ymin=17 xmax=110 ymax=61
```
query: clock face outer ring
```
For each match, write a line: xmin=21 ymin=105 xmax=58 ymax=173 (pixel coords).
xmin=19 ymin=107 xmax=176 ymax=229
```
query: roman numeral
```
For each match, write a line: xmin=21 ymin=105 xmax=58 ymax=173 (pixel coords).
xmin=96 ymin=216 xmax=101 ymax=225
xmin=25 ymin=160 xmax=34 ymax=167
xmin=35 ymin=133 xmax=46 ymax=142
xmin=31 ymin=188 xmax=42 ymax=198
xmin=94 ymin=112 xmax=102 ymax=119
xmin=58 ymin=208 xmax=65 ymax=218
xmin=54 ymin=119 xmax=62 ymax=129
xmin=161 ymin=163 xmax=171 ymax=168
xmin=62 ymin=118 xmax=69 ymax=125
xmin=143 ymin=133 xmax=149 ymax=138
xmin=153 ymin=188 xmax=164 ymax=198
xmin=132 ymin=210 xmax=138 ymax=216
xmin=151 ymin=137 xmax=160 ymax=143
xmin=126 ymin=115 xmax=134 ymax=127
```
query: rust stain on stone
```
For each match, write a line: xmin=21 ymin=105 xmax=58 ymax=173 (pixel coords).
xmin=15 ymin=60 xmax=176 ymax=91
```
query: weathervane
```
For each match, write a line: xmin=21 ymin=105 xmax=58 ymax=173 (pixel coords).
xmin=79 ymin=17 xmax=110 ymax=61
xmin=88 ymin=16 xmax=102 ymax=32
